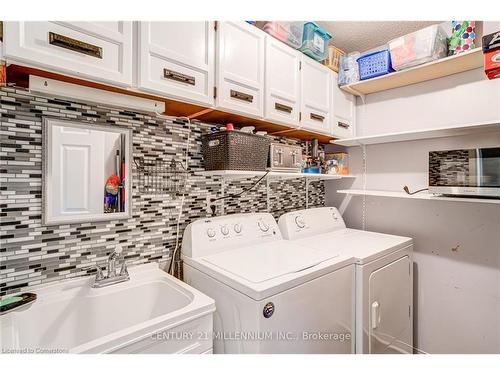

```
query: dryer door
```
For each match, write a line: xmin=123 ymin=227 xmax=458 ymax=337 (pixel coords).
xmin=368 ymin=255 xmax=412 ymax=354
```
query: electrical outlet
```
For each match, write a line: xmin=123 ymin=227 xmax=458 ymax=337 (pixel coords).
xmin=205 ymin=195 xmax=217 ymax=215
xmin=205 ymin=196 xmax=212 ymax=214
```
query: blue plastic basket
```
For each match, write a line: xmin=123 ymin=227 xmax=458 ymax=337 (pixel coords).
xmin=357 ymin=49 xmax=394 ymax=80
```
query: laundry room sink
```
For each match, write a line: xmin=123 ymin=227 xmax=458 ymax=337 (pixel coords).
xmin=0 ymin=263 xmax=215 ymax=354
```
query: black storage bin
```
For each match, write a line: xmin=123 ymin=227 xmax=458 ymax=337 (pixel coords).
xmin=201 ymin=131 xmax=270 ymax=171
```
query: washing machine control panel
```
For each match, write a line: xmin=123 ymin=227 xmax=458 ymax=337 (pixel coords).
xmin=182 ymin=213 xmax=281 ymax=258
xmin=278 ymin=207 xmax=346 ymax=240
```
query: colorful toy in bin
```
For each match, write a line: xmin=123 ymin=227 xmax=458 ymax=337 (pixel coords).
xmin=104 ymin=174 xmax=121 ymax=213
xmin=105 ymin=174 xmax=121 ymax=195
xmin=449 ymin=21 xmax=477 ymax=55
xmin=325 ymin=153 xmax=349 ymax=175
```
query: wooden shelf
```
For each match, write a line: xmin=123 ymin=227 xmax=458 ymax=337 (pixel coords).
xmin=337 ymin=189 xmax=500 ymax=205
xmin=190 ymin=109 xmax=334 ymax=144
xmin=7 ymin=64 xmax=334 ymax=144
xmin=341 ymin=48 xmax=483 ymax=96
xmin=197 ymin=170 xmax=356 ymax=181
xmin=331 ymin=120 xmax=500 ymax=147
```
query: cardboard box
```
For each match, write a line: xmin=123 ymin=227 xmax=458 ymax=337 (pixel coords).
xmin=482 ymin=31 xmax=500 ymax=80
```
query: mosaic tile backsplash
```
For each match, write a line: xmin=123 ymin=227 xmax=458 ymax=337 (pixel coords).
xmin=0 ymin=86 xmax=325 ymax=296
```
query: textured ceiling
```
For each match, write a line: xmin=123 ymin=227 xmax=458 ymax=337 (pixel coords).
xmin=317 ymin=21 xmax=442 ymax=53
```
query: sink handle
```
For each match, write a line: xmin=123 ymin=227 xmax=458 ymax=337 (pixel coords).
xmin=84 ymin=264 xmax=104 ymax=280
xmin=119 ymin=262 xmax=128 ymax=277
xmin=95 ymin=265 xmax=105 ymax=280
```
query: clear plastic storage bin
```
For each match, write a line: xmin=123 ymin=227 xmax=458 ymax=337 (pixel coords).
xmin=338 ymin=52 xmax=360 ymax=86
xmin=299 ymin=22 xmax=332 ymax=61
xmin=262 ymin=22 xmax=304 ymax=49
xmin=389 ymin=24 xmax=448 ymax=71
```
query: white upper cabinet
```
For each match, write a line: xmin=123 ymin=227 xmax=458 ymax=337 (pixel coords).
xmin=3 ymin=22 xmax=133 ymax=86
xmin=215 ymin=22 xmax=265 ymax=118
xmin=331 ymin=72 xmax=356 ymax=138
xmin=137 ymin=22 xmax=215 ymax=107
xmin=264 ymin=36 xmax=301 ymax=127
xmin=300 ymin=55 xmax=332 ymax=134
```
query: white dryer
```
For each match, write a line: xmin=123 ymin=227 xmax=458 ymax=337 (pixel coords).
xmin=278 ymin=207 xmax=414 ymax=354
xmin=181 ymin=212 xmax=355 ymax=354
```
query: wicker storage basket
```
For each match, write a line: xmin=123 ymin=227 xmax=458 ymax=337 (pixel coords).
xmin=201 ymin=131 xmax=270 ymax=171
xmin=324 ymin=45 xmax=345 ymax=72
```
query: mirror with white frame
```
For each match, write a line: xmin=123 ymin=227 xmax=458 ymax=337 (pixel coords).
xmin=43 ymin=118 xmax=132 ymax=225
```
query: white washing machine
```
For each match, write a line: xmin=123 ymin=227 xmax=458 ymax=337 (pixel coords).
xmin=181 ymin=212 xmax=355 ymax=354
xmin=278 ymin=207 xmax=414 ymax=354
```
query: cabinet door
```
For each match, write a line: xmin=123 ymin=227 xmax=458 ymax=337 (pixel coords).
xmin=48 ymin=123 xmax=106 ymax=222
xmin=138 ymin=22 xmax=215 ymax=107
xmin=300 ymin=56 xmax=332 ymax=134
xmin=3 ymin=22 xmax=133 ymax=86
xmin=331 ymin=72 xmax=356 ymax=138
xmin=264 ymin=36 xmax=301 ymax=127
xmin=216 ymin=22 xmax=265 ymax=118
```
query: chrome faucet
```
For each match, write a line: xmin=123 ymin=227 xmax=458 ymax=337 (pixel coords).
xmin=91 ymin=245 xmax=129 ymax=288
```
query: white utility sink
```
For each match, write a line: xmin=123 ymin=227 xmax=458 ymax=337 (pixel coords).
xmin=0 ymin=263 xmax=215 ymax=353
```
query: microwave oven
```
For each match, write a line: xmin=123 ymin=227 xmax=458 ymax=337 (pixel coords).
xmin=429 ymin=147 xmax=500 ymax=198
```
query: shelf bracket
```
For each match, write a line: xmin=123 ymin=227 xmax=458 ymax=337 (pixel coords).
xmin=269 ymin=128 xmax=299 ymax=136
xmin=187 ymin=108 xmax=214 ymax=120
xmin=341 ymin=85 xmax=366 ymax=103
xmin=351 ymin=88 xmax=366 ymax=104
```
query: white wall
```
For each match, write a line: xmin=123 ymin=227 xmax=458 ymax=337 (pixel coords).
xmin=326 ymin=69 xmax=500 ymax=354
xmin=356 ymin=68 xmax=500 ymax=136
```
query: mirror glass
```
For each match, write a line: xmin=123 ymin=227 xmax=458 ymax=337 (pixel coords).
xmin=43 ymin=118 xmax=132 ymax=225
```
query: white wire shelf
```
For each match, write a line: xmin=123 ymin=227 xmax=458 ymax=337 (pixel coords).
xmin=196 ymin=170 xmax=356 ymax=181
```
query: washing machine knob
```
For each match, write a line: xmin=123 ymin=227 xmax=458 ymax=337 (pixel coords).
xmin=258 ymin=219 xmax=269 ymax=232
xmin=295 ymin=215 xmax=306 ymax=228
xmin=206 ymin=228 xmax=216 ymax=238
xmin=221 ymin=225 xmax=230 ymax=236
xmin=234 ymin=223 xmax=242 ymax=233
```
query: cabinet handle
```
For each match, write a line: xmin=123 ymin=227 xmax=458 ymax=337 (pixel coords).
xmin=371 ymin=301 xmax=380 ymax=329
xmin=337 ymin=121 xmax=350 ymax=129
xmin=163 ymin=69 xmax=196 ymax=85
xmin=48 ymin=32 xmax=102 ymax=59
xmin=230 ymin=90 xmax=253 ymax=103
xmin=275 ymin=102 xmax=293 ymax=113
xmin=310 ymin=113 xmax=325 ymax=122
